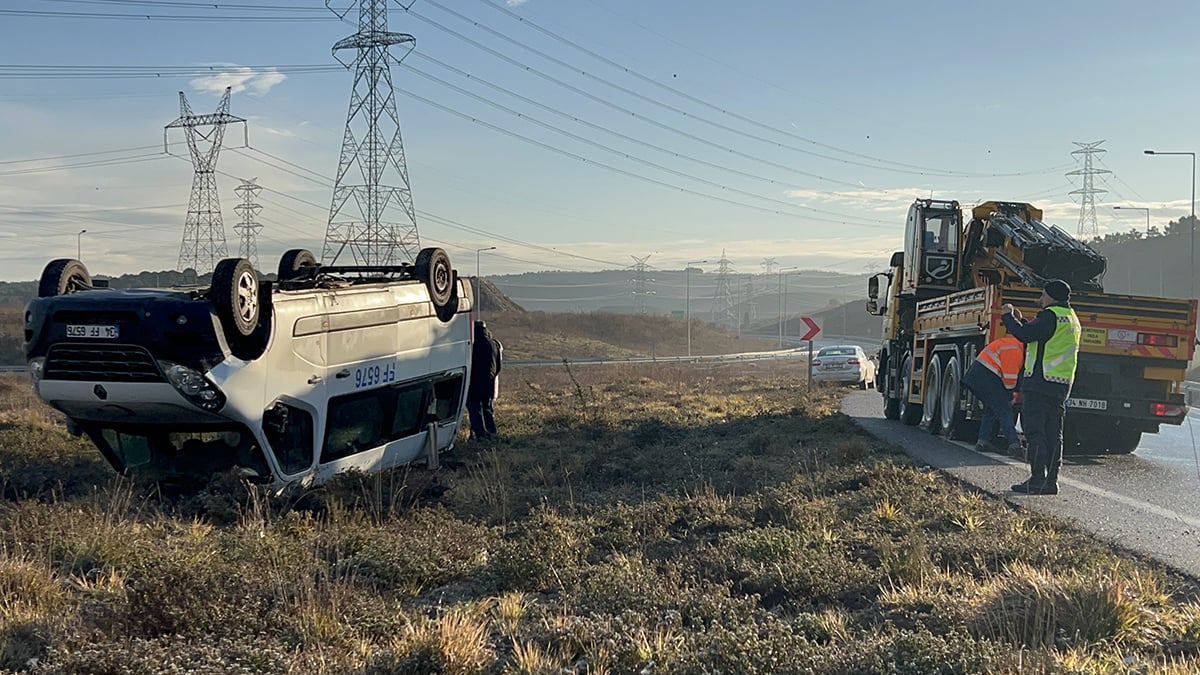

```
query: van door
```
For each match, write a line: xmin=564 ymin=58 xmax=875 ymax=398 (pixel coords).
xmin=262 ymin=291 xmax=329 ymax=478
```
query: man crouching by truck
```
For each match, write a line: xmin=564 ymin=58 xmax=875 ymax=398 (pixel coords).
xmin=1001 ymin=279 xmax=1081 ymax=496
xmin=962 ymin=335 xmax=1024 ymax=456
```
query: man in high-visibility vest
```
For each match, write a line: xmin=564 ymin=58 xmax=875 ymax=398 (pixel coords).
xmin=962 ymin=335 xmax=1024 ymax=455
xmin=1001 ymin=279 xmax=1081 ymax=496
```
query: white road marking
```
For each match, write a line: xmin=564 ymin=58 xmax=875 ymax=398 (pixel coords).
xmin=955 ymin=440 xmax=1200 ymax=530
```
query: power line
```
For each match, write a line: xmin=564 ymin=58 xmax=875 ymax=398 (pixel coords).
xmin=218 ymin=149 xmax=630 ymax=268
xmin=403 ymin=54 xmax=877 ymax=193
xmin=433 ymin=0 xmax=1074 ymax=179
xmin=396 ymin=63 xmax=891 ymax=224
xmin=44 ymin=0 xmax=326 ymax=9
xmin=0 ymin=64 xmax=343 ymax=79
xmin=0 ymin=8 xmax=337 ymax=21
xmin=393 ymin=83 xmax=892 ymax=229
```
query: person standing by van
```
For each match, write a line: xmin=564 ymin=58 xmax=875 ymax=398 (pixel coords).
xmin=468 ymin=320 xmax=503 ymax=440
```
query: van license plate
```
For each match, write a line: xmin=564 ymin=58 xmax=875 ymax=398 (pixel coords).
xmin=1066 ymin=397 xmax=1107 ymax=411
xmin=67 ymin=324 xmax=119 ymax=339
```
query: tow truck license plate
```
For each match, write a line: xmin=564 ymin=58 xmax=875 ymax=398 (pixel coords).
xmin=1066 ymin=397 xmax=1107 ymax=411
xmin=67 ymin=324 xmax=119 ymax=339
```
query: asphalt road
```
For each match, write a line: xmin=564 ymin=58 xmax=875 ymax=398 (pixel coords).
xmin=843 ymin=390 xmax=1200 ymax=580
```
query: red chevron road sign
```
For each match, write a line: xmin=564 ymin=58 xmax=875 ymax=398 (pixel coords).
xmin=800 ymin=317 xmax=822 ymax=341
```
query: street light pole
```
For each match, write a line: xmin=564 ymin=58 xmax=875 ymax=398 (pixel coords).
xmin=475 ymin=246 xmax=497 ymax=318
xmin=77 ymin=229 xmax=86 ymax=260
xmin=685 ymin=259 xmax=708 ymax=357
xmin=777 ymin=266 xmax=799 ymax=348
xmin=1112 ymin=205 xmax=1150 ymax=233
xmin=1144 ymin=149 xmax=1196 ymax=298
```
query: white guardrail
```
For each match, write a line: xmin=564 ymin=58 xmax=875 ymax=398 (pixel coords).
xmin=507 ymin=348 xmax=810 ymax=368
xmin=0 ymin=349 xmax=812 ymax=376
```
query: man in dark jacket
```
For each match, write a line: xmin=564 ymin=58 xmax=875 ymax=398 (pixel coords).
xmin=467 ymin=320 xmax=503 ymax=440
xmin=1000 ymin=279 xmax=1081 ymax=495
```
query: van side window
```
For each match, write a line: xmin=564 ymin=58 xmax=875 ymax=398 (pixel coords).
xmin=263 ymin=403 xmax=315 ymax=475
xmin=432 ymin=374 xmax=464 ymax=423
xmin=391 ymin=384 xmax=427 ymax=439
xmin=321 ymin=382 xmax=430 ymax=463
xmin=101 ymin=429 xmax=151 ymax=468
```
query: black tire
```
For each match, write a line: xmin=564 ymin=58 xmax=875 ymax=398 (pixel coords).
xmin=1106 ymin=425 xmax=1142 ymax=455
xmin=414 ymin=247 xmax=454 ymax=309
xmin=940 ymin=355 xmax=978 ymax=441
xmin=38 ymin=258 xmax=91 ymax=297
xmin=433 ymin=271 xmax=460 ymax=323
xmin=212 ymin=258 xmax=261 ymax=338
xmin=881 ymin=354 xmax=901 ymax=420
xmin=899 ymin=353 xmax=922 ymax=426
xmin=1064 ymin=415 xmax=1141 ymax=455
xmin=921 ymin=356 xmax=944 ymax=434
xmin=277 ymin=248 xmax=317 ymax=281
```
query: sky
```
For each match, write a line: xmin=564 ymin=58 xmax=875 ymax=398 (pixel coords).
xmin=1 ymin=0 xmax=1199 ymax=283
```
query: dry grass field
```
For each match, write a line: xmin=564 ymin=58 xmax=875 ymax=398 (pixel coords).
xmin=2 ymin=361 xmax=1200 ymax=673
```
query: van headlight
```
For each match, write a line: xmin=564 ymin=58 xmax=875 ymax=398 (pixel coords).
xmin=28 ymin=357 xmax=45 ymax=384
xmin=158 ymin=360 xmax=225 ymax=411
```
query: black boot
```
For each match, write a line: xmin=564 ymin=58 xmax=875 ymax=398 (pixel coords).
xmin=1012 ymin=467 xmax=1047 ymax=494
xmin=1041 ymin=468 xmax=1059 ymax=495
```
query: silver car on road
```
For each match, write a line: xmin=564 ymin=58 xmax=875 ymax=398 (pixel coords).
xmin=811 ymin=345 xmax=877 ymax=389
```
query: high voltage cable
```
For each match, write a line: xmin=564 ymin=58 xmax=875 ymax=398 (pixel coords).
xmin=216 ymin=151 xmax=631 ymax=268
xmin=425 ymin=0 xmax=1072 ymax=180
xmin=0 ymin=8 xmax=337 ymax=21
xmin=405 ymin=54 xmax=874 ymax=193
xmin=0 ymin=64 xmax=342 ymax=79
xmin=405 ymin=8 xmax=946 ymax=181
xmin=0 ymin=153 xmax=169 ymax=177
xmin=393 ymin=84 xmax=892 ymax=230
xmin=394 ymin=64 xmax=891 ymax=225
xmin=0 ymin=143 xmax=165 ymax=165
xmin=44 ymin=0 xmax=327 ymax=10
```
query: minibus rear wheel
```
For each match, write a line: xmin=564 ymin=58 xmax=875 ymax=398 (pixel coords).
xmin=414 ymin=247 xmax=455 ymax=313
xmin=278 ymin=248 xmax=317 ymax=282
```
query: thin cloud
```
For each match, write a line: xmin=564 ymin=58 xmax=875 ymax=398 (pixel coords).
xmin=189 ymin=66 xmax=287 ymax=96
xmin=507 ymin=0 xmax=529 ymax=6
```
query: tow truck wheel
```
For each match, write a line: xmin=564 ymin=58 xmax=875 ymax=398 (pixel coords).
xmin=882 ymin=370 xmax=901 ymax=419
xmin=278 ymin=248 xmax=317 ymax=281
xmin=899 ymin=354 xmax=922 ymax=425
xmin=414 ymin=247 xmax=456 ymax=321
xmin=38 ymin=258 xmax=92 ymax=297
xmin=940 ymin=355 xmax=978 ymax=440
xmin=921 ymin=356 xmax=944 ymax=434
xmin=212 ymin=258 xmax=261 ymax=338
xmin=1105 ymin=424 xmax=1142 ymax=454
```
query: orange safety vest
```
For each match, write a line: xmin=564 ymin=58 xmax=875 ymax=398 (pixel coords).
xmin=976 ymin=336 xmax=1024 ymax=390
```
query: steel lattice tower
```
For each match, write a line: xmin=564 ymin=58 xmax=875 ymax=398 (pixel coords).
xmin=322 ymin=0 xmax=420 ymax=266
xmin=629 ymin=255 xmax=654 ymax=314
xmin=165 ymin=87 xmax=246 ymax=274
xmin=710 ymin=250 xmax=736 ymax=326
xmin=233 ymin=178 xmax=263 ymax=268
xmin=1067 ymin=140 xmax=1111 ymax=240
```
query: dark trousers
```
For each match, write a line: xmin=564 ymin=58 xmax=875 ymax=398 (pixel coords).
xmin=1021 ymin=390 xmax=1067 ymax=478
xmin=966 ymin=375 xmax=1018 ymax=447
xmin=467 ymin=398 xmax=497 ymax=438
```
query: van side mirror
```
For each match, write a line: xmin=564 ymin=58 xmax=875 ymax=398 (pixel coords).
xmin=889 ymin=251 xmax=904 ymax=267
xmin=865 ymin=299 xmax=879 ymax=315
xmin=867 ymin=276 xmax=880 ymax=300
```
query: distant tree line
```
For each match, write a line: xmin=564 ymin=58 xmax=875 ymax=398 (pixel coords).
xmin=1089 ymin=215 xmax=1199 ymax=248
